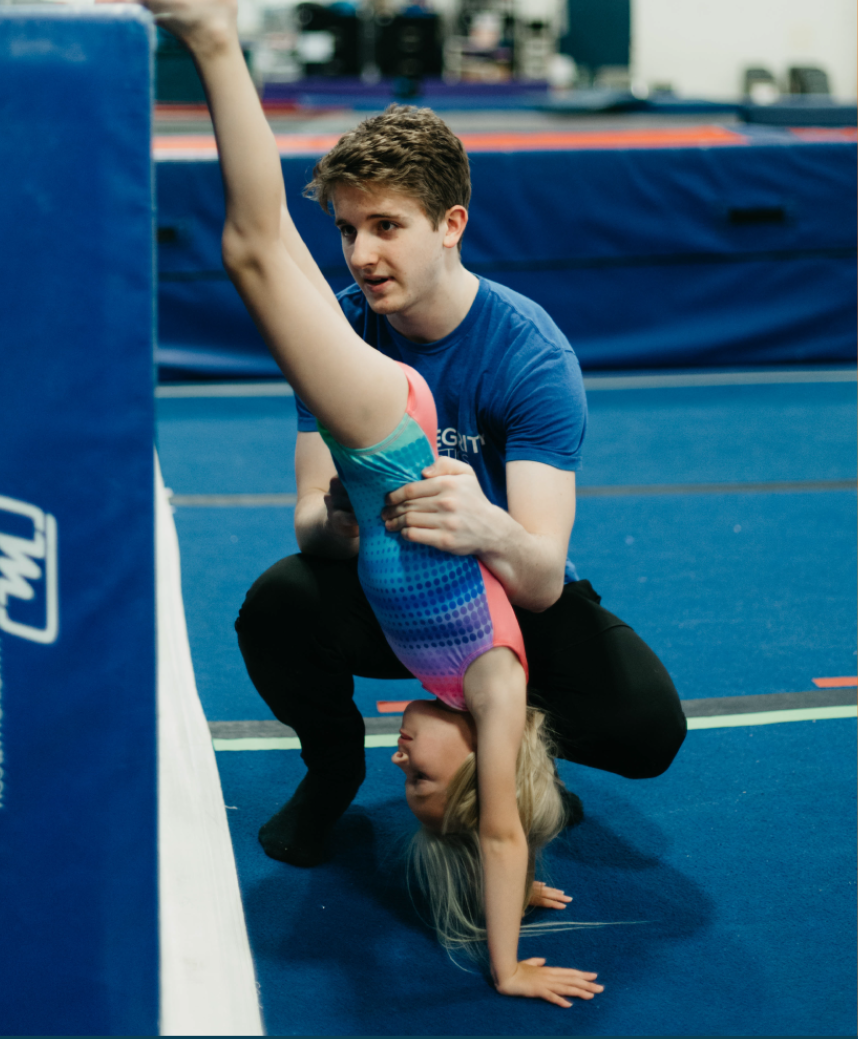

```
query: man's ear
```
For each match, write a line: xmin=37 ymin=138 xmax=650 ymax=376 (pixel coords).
xmin=442 ymin=205 xmax=469 ymax=249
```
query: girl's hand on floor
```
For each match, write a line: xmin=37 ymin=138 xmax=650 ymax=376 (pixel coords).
xmin=495 ymin=958 xmax=603 ymax=1008
xmin=528 ymin=881 xmax=572 ymax=909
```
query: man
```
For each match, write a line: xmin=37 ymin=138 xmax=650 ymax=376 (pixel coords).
xmin=235 ymin=105 xmax=687 ymax=867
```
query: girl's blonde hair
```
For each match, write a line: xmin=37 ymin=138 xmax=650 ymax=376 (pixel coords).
xmin=406 ymin=707 xmax=568 ymax=952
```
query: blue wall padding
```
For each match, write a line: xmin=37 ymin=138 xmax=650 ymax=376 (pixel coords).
xmin=0 ymin=9 xmax=157 ymax=1035
xmin=155 ymin=133 xmax=857 ymax=378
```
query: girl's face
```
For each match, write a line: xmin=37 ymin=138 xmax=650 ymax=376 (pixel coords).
xmin=391 ymin=699 xmax=475 ymax=828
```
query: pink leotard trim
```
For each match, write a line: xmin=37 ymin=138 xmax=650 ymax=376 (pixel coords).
xmin=398 ymin=362 xmax=439 ymax=459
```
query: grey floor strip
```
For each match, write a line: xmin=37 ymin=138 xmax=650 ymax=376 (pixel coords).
xmin=681 ymin=688 xmax=855 ymax=717
xmin=170 ymin=493 xmax=298 ymax=507
xmin=208 ymin=688 xmax=856 ymax=740
xmin=576 ymin=479 xmax=855 ymax=498
xmin=155 ymin=369 xmax=856 ymax=399
xmin=171 ymin=480 xmax=853 ymax=509
xmin=156 ymin=381 xmax=294 ymax=398
xmin=582 ymin=369 xmax=856 ymax=390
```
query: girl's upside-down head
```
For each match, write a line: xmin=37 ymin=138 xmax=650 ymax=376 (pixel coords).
xmin=395 ymin=702 xmax=568 ymax=951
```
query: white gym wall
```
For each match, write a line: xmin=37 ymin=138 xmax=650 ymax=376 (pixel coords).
xmin=631 ymin=0 xmax=858 ymax=100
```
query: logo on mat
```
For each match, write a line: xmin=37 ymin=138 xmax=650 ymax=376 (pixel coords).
xmin=0 ymin=495 xmax=58 ymax=644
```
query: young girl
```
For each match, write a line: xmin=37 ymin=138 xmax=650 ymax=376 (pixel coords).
xmin=131 ymin=0 xmax=602 ymax=1006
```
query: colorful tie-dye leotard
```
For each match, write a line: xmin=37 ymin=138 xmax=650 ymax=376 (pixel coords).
xmin=318 ymin=363 xmax=527 ymax=711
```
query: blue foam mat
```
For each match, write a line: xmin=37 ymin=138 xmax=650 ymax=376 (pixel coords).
xmin=0 ymin=9 xmax=158 ymax=1033
xmin=216 ymin=718 xmax=857 ymax=1036
xmin=156 ymin=137 xmax=858 ymax=378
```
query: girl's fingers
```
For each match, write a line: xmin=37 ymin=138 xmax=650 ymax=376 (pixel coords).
xmin=545 ymin=994 xmax=573 ymax=1008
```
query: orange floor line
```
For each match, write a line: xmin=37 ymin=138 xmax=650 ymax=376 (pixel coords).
xmin=812 ymin=676 xmax=858 ymax=688
xmin=456 ymin=125 xmax=746 ymax=150
xmin=153 ymin=124 xmax=748 ymax=160
xmin=376 ymin=700 xmax=417 ymax=713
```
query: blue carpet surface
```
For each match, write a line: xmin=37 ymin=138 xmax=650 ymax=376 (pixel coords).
xmin=171 ymin=488 xmax=855 ymax=719
xmin=157 ymin=372 xmax=857 ymax=1034
xmin=156 ymin=396 xmax=298 ymax=495
xmin=156 ymin=380 xmax=857 ymax=495
xmin=158 ymin=377 xmax=857 ymax=720
xmin=580 ymin=381 xmax=856 ymax=487
xmin=216 ymin=718 xmax=857 ymax=1036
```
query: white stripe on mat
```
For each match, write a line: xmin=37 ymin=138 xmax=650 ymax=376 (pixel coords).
xmin=156 ymin=453 xmax=264 ymax=1037
xmin=211 ymin=704 xmax=857 ymax=751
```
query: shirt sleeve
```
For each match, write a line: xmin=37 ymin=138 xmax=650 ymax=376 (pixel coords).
xmin=499 ymin=333 xmax=587 ymax=471
xmin=294 ymin=392 xmax=317 ymax=432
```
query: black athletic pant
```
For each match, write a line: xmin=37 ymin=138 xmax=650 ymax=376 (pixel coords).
xmin=235 ymin=554 xmax=687 ymax=795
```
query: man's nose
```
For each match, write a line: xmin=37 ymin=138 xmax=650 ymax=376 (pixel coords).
xmin=349 ymin=231 xmax=377 ymax=269
xmin=391 ymin=749 xmax=407 ymax=766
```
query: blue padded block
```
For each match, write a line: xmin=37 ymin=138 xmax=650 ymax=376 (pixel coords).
xmin=0 ymin=9 xmax=157 ymax=1034
xmin=155 ymin=135 xmax=857 ymax=376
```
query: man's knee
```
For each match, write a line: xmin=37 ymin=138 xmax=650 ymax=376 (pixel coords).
xmin=619 ymin=710 xmax=688 ymax=779
xmin=235 ymin=553 xmax=313 ymax=636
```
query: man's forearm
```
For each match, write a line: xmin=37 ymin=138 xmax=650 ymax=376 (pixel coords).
xmin=295 ymin=493 xmax=359 ymax=559
xmin=476 ymin=505 xmax=565 ymax=612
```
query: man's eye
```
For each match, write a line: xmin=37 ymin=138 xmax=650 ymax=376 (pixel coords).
xmin=379 ymin=220 xmax=396 ymax=232
xmin=340 ymin=227 xmax=355 ymax=238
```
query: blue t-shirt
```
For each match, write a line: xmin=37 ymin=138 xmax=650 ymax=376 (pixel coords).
xmin=295 ymin=276 xmax=587 ymax=582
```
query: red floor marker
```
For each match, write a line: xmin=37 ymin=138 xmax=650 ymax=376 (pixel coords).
xmin=812 ymin=677 xmax=858 ymax=688
xmin=376 ymin=700 xmax=414 ymax=713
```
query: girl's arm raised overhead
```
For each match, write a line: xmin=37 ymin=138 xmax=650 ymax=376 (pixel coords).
xmin=465 ymin=649 xmax=603 ymax=1008
xmin=125 ymin=0 xmax=406 ymax=447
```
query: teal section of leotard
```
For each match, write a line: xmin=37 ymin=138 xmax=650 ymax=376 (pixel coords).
xmin=318 ymin=413 xmax=495 ymax=705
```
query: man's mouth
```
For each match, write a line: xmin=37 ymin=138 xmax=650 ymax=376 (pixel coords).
xmin=363 ymin=275 xmax=392 ymax=292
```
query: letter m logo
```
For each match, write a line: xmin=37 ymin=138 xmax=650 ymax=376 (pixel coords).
xmin=0 ymin=495 xmax=58 ymax=644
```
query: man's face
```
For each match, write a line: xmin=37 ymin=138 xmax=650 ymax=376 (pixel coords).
xmin=332 ymin=183 xmax=450 ymax=319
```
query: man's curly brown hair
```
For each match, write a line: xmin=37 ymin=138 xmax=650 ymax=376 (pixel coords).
xmin=305 ymin=105 xmax=471 ymax=238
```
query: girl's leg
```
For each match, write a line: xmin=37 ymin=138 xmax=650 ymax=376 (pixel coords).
xmin=146 ymin=0 xmax=410 ymax=450
xmin=462 ymin=646 xmax=527 ymax=706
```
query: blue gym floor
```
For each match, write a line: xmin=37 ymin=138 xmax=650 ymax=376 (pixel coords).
xmin=156 ymin=370 xmax=857 ymax=1035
